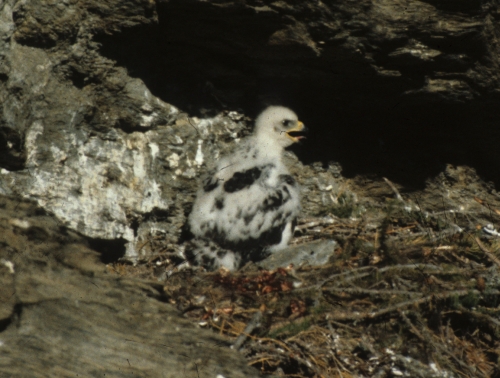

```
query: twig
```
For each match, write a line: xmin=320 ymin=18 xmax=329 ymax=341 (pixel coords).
xmin=312 ymin=264 xmax=446 ymax=290
xmin=383 ymin=177 xmax=405 ymax=202
xmin=474 ymin=237 xmax=500 ymax=268
xmin=232 ymin=311 xmax=263 ymax=350
xmin=326 ymin=289 xmax=498 ymax=321
xmin=322 ymin=287 xmax=421 ymax=296
xmin=327 ymin=319 xmax=363 ymax=334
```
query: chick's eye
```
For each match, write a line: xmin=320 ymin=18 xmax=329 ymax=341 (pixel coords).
xmin=282 ymin=120 xmax=291 ymax=127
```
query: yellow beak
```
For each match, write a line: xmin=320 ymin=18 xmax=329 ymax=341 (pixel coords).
xmin=286 ymin=121 xmax=307 ymax=143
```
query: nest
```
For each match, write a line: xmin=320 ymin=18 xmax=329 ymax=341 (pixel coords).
xmin=109 ymin=179 xmax=500 ymax=377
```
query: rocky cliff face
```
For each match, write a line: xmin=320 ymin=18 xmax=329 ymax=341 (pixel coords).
xmin=0 ymin=194 xmax=259 ymax=377
xmin=1 ymin=0 xmax=500 ymax=375
xmin=2 ymin=0 xmax=500 ymax=261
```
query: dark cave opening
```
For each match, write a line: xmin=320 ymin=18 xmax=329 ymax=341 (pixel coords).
xmin=94 ymin=1 xmax=500 ymax=190
xmin=87 ymin=237 xmax=127 ymax=264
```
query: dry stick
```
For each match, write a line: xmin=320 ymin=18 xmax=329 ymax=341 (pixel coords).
xmin=474 ymin=237 xmax=500 ymax=268
xmin=332 ymin=358 xmax=345 ymax=378
xmin=328 ymin=319 xmax=363 ymax=334
xmin=295 ymin=218 xmax=335 ymax=232
xmin=326 ymin=289 xmax=499 ymax=321
xmin=322 ymin=287 xmax=421 ymax=296
xmin=313 ymin=264 xmax=447 ymax=290
xmin=232 ymin=310 xmax=263 ymax=351
xmin=315 ymin=266 xmax=375 ymax=287
xmin=383 ymin=177 xmax=405 ymax=202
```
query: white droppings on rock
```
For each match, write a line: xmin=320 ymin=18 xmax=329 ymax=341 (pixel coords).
xmin=142 ymin=180 xmax=162 ymax=209
xmin=195 ymin=139 xmax=204 ymax=166
xmin=195 ymin=117 xmax=213 ymax=137
xmin=390 ymin=368 xmax=403 ymax=376
xmin=50 ymin=145 xmax=67 ymax=163
xmin=1 ymin=259 xmax=15 ymax=274
xmin=140 ymin=112 xmax=156 ymax=127
xmin=167 ymin=153 xmax=180 ymax=168
xmin=174 ymin=135 xmax=183 ymax=145
xmin=69 ymin=111 xmax=77 ymax=128
xmin=133 ymin=150 xmax=146 ymax=179
xmin=149 ymin=142 xmax=159 ymax=160
xmin=36 ymin=63 xmax=49 ymax=71
xmin=9 ymin=218 xmax=30 ymax=229
xmin=25 ymin=121 xmax=44 ymax=166
xmin=78 ymin=146 xmax=88 ymax=165
xmin=168 ymin=104 xmax=178 ymax=114
xmin=2 ymin=126 xmax=169 ymax=259
xmin=182 ymin=168 xmax=196 ymax=178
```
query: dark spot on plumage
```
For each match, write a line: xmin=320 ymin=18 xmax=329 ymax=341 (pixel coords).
xmin=203 ymin=177 xmax=219 ymax=192
xmin=179 ymin=222 xmax=195 ymax=243
xmin=184 ymin=248 xmax=195 ymax=262
xmin=202 ymin=254 xmax=215 ymax=266
xmin=283 ymin=186 xmax=291 ymax=197
xmin=210 ymin=246 xmax=217 ymax=252
xmin=279 ymin=174 xmax=296 ymax=186
xmin=217 ymin=250 xmax=227 ymax=258
xmin=262 ymin=190 xmax=284 ymax=211
xmin=272 ymin=212 xmax=284 ymax=223
xmin=260 ymin=223 xmax=285 ymax=247
xmin=223 ymin=167 xmax=262 ymax=193
xmin=244 ymin=212 xmax=256 ymax=225
xmin=215 ymin=197 xmax=224 ymax=210
xmin=236 ymin=207 xmax=243 ymax=218
xmin=219 ymin=222 xmax=286 ymax=260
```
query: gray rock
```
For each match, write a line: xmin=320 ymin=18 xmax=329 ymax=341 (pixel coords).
xmin=0 ymin=194 xmax=258 ymax=377
xmin=258 ymin=239 xmax=338 ymax=271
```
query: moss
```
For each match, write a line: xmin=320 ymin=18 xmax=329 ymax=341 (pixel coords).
xmin=460 ymin=291 xmax=480 ymax=309
xmin=268 ymin=319 xmax=312 ymax=339
xmin=483 ymin=290 xmax=500 ymax=308
xmin=353 ymin=238 xmax=375 ymax=255
xmin=311 ymin=303 xmax=329 ymax=316
xmin=449 ymin=295 xmax=461 ymax=310
xmin=329 ymin=192 xmax=362 ymax=219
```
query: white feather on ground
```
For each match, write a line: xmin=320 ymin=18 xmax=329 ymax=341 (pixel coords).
xmin=185 ymin=106 xmax=307 ymax=271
